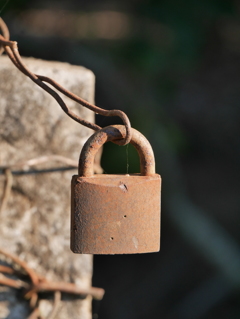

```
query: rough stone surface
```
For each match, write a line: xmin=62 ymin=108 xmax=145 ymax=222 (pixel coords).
xmin=0 ymin=56 xmax=95 ymax=318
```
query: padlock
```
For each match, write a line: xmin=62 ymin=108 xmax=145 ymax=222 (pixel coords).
xmin=71 ymin=125 xmax=161 ymax=254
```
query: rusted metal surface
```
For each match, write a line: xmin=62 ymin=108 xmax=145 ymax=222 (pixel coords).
xmin=79 ymin=125 xmax=156 ymax=177
xmin=0 ymin=18 xmax=131 ymax=145
xmin=71 ymin=125 xmax=161 ymax=254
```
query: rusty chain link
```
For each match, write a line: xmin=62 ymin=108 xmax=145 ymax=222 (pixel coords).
xmin=0 ymin=17 xmax=132 ymax=145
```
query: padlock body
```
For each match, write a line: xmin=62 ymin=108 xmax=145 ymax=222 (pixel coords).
xmin=71 ymin=174 xmax=161 ymax=254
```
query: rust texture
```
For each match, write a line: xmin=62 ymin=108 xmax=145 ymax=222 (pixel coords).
xmin=79 ymin=125 xmax=156 ymax=177
xmin=71 ymin=125 xmax=161 ymax=254
xmin=0 ymin=18 xmax=131 ymax=145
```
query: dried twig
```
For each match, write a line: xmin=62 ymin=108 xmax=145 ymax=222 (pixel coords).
xmin=0 ymin=274 xmax=19 ymax=288
xmin=27 ymin=307 xmax=41 ymax=319
xmin=0 ymin=265 xmax=15 ymax=274
xmin=47 ymin=291 xmax=62 ymax=319
xmin=2 ymin=155 xmax=78 ymax=170
xmin=0 ymin=17 xmax=9 ymax=54
xmin=28 ymin=281 xmax=105 ymax=301
xmin=0 ymin=273 xmax=28 ymax=289
xmin=0 ymin=248 xmax=39 ymax=285
xmin=0 ymin=154 xmax=103 ymax=175
xmin=0 ymin=168 xmax=13 ymax=215
xmin=0 ymin=247 xmax=105 ymax=301
xmin=0 ymin=247 xmax=40 ymax=307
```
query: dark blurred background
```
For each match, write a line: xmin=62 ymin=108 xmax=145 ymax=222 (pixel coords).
xmin=1 ymin=0 xmax=240 ymax=318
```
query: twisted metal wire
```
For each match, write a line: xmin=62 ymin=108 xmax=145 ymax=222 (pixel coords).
xmin=0 ymin=17 xmax=132 ymax=145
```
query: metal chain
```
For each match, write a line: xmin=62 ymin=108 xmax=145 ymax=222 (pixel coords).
xmin=0 ymin=18 xmax=132 ymax=145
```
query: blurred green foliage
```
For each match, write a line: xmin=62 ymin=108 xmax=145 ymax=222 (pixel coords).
xmin=99 ymin=0 xmax=235 ymax=173
xmin=0 ymin=0 xmax=29 ymax=12
xmin=114 ymin=0 xmax=234 ymax=88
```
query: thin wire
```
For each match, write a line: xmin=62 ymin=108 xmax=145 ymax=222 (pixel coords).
xmin=0 ymin=18 xmax=132 ymax=145
xmin=0 ymin=16 xmax=9 ymax=54
xmin=0 ymin=153 xmax=103 ymax=175
xmin=0 ymin=168 xmax=13 ymax=215
xmin=126 ymin=144 xmax=129 ymax=174
xmin=0 ymin=0 xmax=10 ymax=15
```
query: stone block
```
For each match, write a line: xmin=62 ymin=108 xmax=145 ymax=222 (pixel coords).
xmin=0 ymin=56 xmax=95 ymax=319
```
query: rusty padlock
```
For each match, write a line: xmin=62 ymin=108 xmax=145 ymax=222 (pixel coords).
xmin=71 ymin=125 xmax=161 ymax=254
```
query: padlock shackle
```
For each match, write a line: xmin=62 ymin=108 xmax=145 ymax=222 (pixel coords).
xmin=78 ymin=125 xmax=156 ymax=177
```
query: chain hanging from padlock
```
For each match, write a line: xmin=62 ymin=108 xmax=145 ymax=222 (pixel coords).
xmin=0 ymin=18 xmax=161 ymax=255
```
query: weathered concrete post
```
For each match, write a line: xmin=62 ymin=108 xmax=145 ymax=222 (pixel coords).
xmin=0 ymin=56 xmax=95 ymax=318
